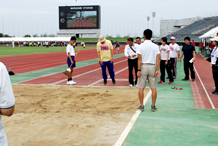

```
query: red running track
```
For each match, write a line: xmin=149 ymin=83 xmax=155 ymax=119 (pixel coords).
xmin=68 ymin=19 xmax=97 ymax=28
xmin=0 ymin=47 xmax=125 ymax=74
xmin=191 ymin=54 xmax=218 ymax=109
xmin=19 ymin=56 xmax=132 ymax=87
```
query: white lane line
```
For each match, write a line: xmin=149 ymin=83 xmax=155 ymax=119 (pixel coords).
xmin=52 ymin=59 xmax=126 ymax=85
xmin=194 ymin=66 xmax=215 ymax=109
xmin=88 ymin=67 xmax=128 ymax=86
xmin=114 ymin=89 xmax=152 ymax=146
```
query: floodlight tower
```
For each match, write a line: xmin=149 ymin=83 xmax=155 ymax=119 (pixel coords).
xmin=152 ymin=12 xmax=156 ymax=35
xmin=147 ymin=16 xmax=150 ymax=29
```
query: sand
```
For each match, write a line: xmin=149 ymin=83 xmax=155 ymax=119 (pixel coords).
xmin=2 ymin=85 xmax=149 ymax=146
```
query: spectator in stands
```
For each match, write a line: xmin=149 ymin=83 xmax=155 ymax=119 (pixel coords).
xmin=179 ymin=37 xmax=196 ymax=81
xmin=115 ymin=41 xmax=120 ymax=53
xmin=168 ymin=36 xmax=180 ymax=79
xmin=124 ymin=37 xmax=139 ymax=87
xmin=158 ymin=37 xmax=174 ymax=84
xmin=136 ymin=37 xmax=142 ymax=45
xmin=191 ymin=40 xmax=196 ymax=46
xmin=210 ymin=37 xmax=218 ymax=95
xmin=45 ymin=41 xmax=49 ymax=48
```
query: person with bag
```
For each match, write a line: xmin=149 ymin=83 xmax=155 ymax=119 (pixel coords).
xmin=158 ymin=37 xmax=174 ymax=84
xmin=124 ymin=37 xmax=139 ymax=87
xmin=210 ymin=37 xmax=218 ymax=95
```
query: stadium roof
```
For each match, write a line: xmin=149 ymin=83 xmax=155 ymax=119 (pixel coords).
xmin=199 ymin=26 xmax=218 ymax=39
xmin=0 ymin=37 xmax=71 ymax=42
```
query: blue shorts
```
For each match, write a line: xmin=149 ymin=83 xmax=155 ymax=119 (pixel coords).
xmin=67 ymin=56 xmax=76 ymax=68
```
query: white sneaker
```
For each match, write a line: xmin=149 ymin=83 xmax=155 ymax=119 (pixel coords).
xmin=129 ymin=84 xmax=133 ymax=87
xmin=67 ymin=80 xmax=77 ymax=85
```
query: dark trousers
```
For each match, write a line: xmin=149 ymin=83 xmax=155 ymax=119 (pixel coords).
xmin=160 ymin=60 xmax=174 ymax=82
xmin=169 ymin=58 xmax=177 ymax=77
xmin=212 ymin=65 xmax=218 ymax=92
xmin=184 ymin=62 xmax=195 ymax=79
xmin=128 ymin=58 xmax=138 ymax=85
xmin=99 ymin=61 xmax=115 ymax=80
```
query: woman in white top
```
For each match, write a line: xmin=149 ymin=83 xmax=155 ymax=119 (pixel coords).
xmin=210 ymin=37 xmax=218 ymax=95
xmin=158 ymin=37 xmax=174 ymax=84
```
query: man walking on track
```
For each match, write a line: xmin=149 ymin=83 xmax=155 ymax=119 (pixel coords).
xmin=124 ymin=37 xmax=139 ymax=87
xmin=97 ymin=35 xmax=116 ymax=85
xmin=66 ymin=36 xmax=78 ymax=85
xmin=168 ymin=36 xmax=180 ymax=79
xmin=0 ymin=62 xmax=15 ymax=146
xmin=137 ymin=29 xmax=160 ymax=111
xmin=179 ymin=37 xmax=196 ymax=81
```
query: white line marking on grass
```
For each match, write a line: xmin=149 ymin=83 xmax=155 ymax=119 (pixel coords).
xmin=52 ymin=59 xmax=126 ymax=85
xmin=114 ymin=89 xmax=152 ymax=146
xmin=88 ymin=67 xmax=128 ymax=86
xmin=194 ymin=66 xmax=215 ymax=109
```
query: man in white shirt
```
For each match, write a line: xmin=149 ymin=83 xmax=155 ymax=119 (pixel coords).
xmin=66 ymin=36 xmax=79 ymax=85
xmin=136 ymin=37 xmax=142 ymax=45
xmin=0 ymin=62 xmax=15 ymax=146
xmin=137 ymin=29 xmax=160 ymax=111
xmin=168 ymin=37 xmax=180 ymax=79
xmin=210 ymin=37 xmax=218 ymax=95
xmin=124 ymin=37 xmax=139 ymax=87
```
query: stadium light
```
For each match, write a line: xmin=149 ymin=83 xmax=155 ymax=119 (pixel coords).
xmin=152 ymin=12 xmax=156 ymax=35
xmin=147 ymin=16 xmax=150 ymax=29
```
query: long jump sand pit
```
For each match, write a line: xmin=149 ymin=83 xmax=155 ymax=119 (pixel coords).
xmin=3 ymin=85 xmax=149 ymax=146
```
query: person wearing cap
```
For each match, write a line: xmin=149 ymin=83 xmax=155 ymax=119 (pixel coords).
xmin=179 ymin=37 xmax=196 ymax=81
xmin=124 ymin=37 xmax=139 ymax=87
xmin=168 ymin=36 xmax=180 ymax=79
xmin=210 ymin=37 xmax=218 ymax=95
xmin=97 ymin=35 xmax=116 ymax=85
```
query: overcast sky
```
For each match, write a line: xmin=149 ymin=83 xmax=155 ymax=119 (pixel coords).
xmin=0 ymin=0 xmax=218 ymax=37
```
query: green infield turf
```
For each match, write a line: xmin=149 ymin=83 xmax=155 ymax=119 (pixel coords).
xmin=0 ymin=46 xmax=96 ymax=56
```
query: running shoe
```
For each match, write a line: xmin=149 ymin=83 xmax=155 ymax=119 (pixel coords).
xmin=129 ymin=84 xmax=133 ymax=87
xmin=104 ymin=80 xmax=107 ymax=85
xmin=151 ymin=105 xmax=157 ymax=111
xmin=158 ymin=80 xmax=165 ymax=84
xmin=67 ymin=80 xmax=77 ymax=85
xmin=182 ymin=78 xmax=189 ymax=81
xmin=168 ymin=81 xmax=173 ymax=84
xmin=137 ymin=105 xmax=144 ymax=111
xmin=211 ymin=91 xmax=218 ymax=95
xmin=112 ymin=79 xmax=116 ymax=84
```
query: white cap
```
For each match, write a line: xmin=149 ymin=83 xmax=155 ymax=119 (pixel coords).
xmin=210 ymin=37 xmax=218 ymax=42
xmin=98 ymin=35 xmax=106 ymax=42
xmin=170 ymin=36 xmax=176 ymax=40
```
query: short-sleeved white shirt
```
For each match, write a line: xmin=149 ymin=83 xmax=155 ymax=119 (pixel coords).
xmin=160 ymin=45 xmax=170 ymax=60
xmin=137 ymin=40 xmax=160 ymax=64
xmin=0 ymin=62 xmax=15 ymax=146
xmin=169 ymin=43 xmax=180 ymax=58
xmin=211 ymin=47 xmax=218 ymax=65
xmin=66 ymin=44 xmax=75 ymax=56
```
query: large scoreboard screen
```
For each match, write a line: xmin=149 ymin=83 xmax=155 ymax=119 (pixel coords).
xmin=59 ymin=5 xmax=101 ymax=29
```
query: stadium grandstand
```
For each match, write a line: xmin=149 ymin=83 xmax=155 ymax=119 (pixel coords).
xmin=155 ymin=16 xmax=218 ymax=42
